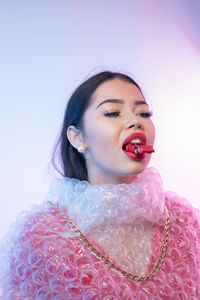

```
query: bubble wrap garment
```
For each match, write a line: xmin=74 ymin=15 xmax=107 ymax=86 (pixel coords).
xmin=0 ymin=167 xmax=200 ymax=299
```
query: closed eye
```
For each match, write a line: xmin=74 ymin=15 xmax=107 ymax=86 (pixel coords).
xmin=138 ymin=112 xmax=153 ymax=118
xmin=104 ymin=111 xmax=153 ymax=118
xmin=104 ymin=111 xmax=120 ymax=117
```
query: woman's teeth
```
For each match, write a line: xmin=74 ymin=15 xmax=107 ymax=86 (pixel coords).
xmin=131 ymin=138 xmax=142 ymax=143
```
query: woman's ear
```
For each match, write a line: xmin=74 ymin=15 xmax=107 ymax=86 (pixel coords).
xmin=67 ymin=125 xmax=87 ymax=153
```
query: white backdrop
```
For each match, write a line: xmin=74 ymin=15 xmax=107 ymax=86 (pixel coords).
xmin=1 ymin=0 xmax=200 ymax=239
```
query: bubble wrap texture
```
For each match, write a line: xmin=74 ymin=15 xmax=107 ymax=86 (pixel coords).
xmin=0 ymin=167 xmax=200 ymax=299
xmin=46 ymin=167 xmax=167 ymax=233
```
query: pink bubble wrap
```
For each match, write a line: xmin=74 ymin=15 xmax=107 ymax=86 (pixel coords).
xmin=0 ymin=167 xmax=199 ymax=299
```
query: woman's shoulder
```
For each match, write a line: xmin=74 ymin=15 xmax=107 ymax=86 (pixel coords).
xmin=0 ymin=201 xmax=73 ymax=248
xmin=165 ymin=190 xmax=200 ymax=227
xmin=164 ymin=190 xmax=200 ymax=224
xmin=164 ymin=190 xmax=200 ymax=254
xmin=0 ymin=201 xmax=78 ymax=297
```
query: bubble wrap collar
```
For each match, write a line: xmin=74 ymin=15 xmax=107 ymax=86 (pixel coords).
xmin=46 ymin=167 xmax=167 ymax=234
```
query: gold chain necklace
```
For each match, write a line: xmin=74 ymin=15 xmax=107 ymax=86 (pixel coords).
xmin=48 ymin=200 xmax=170 ymax=282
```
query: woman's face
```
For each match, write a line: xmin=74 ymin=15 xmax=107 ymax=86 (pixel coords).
xmin=82 ymin=78 xmax=155 ymax=185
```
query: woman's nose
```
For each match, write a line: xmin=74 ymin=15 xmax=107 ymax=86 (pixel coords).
xmin=124 ymin=115 xmax=143 ymax=130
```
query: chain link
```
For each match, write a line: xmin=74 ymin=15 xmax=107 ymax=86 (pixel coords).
xmin=48 ymin=200 xmax=170 ymax=282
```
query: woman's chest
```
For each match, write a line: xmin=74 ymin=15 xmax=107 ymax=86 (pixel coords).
xmin=49 ymin=222 xmax=198 ymax=299
xmin=88 ymin=221 xmax=154 ymax=277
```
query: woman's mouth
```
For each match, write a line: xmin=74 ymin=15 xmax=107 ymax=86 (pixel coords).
xmin=122 ymin=132 xmax=154 ymax=160
xmin=122 ymin=144 xmax=146 ymax=160
xmin=122 ymin=132 xmax=147 ymax=148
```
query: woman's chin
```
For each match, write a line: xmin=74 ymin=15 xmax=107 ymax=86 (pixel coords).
xmin=123 ymin=157 xmax=151 ymax=177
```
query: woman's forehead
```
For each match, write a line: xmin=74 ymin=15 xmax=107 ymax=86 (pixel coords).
xmin=90 ymin=79 xmax=146 ymax=108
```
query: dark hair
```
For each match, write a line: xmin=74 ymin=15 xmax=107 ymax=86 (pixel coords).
xmin=51 ymin=71 xmax=142 ymax=181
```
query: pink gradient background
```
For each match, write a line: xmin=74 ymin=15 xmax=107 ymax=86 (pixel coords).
xmin=1 ymin=0 xmax=200 ymax=239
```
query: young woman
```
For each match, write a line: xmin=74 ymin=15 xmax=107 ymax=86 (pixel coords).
xmin=0 ymin=71 xmax=199 ymax=299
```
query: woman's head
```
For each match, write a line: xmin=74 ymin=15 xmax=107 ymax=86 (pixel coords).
xmin=52 ymin=71 xmax=155 ymax=184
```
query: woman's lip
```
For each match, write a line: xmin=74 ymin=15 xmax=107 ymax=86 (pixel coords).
xmin=123 ymin=150 xmax=146 ymax=160
xmin=122 ymin=132 xmax=147 ymax=148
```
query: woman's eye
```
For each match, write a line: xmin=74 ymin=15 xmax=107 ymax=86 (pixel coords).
xmin=104 ymin=111 xmax=120 ymax=117
xmin=103 ymin=111 xmax=153 ymax=118
xmin=138 ymin=111 xmax=153 ymax=118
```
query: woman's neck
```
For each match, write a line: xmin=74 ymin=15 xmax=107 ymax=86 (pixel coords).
xmin=47 ymin=167 xmax=167 ymax=234
xmin=87 ymin=170 xmax=139 ymax=185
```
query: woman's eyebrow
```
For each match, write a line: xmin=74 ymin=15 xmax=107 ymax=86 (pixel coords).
xmin=96 ymin=99 xmax=148 ymax=109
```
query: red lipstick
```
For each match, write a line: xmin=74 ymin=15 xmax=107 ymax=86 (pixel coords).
xmin=122 ymin=132 xmax=147 ymax=148
xmin=122 ymin=132 xmax=154 ymax=160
